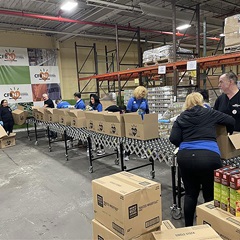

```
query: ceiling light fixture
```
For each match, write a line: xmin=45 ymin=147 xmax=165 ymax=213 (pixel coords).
xmin=60 ymin=0 xmax=78 ymax=11
xmin=176 ymin=24 xmax=191 ymax=30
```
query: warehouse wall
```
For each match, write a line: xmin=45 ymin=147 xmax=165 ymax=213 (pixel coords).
xmin=0 ymin=31 xmax=140 ymax=100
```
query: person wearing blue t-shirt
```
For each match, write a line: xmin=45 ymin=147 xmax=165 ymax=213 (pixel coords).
xmin=169 ymin=92 xmax=235 ymax=227
xmin=55 ymin=99 xmax=71 ymax=109
xmin=74 ymin=92 xmax=85 ymax=110
xmin=89 ymin=94 xmax=102 ymax=112
xmin=126 ymin=86 xmax=149 ymax=114
xmin=125 ymin=86 xmax=149 ymax=161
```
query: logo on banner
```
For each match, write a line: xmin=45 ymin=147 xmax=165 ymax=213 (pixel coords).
xmin=0 ymin=49 xmax=24 ymax=62
xmin=4 ymin=87 xmax=29 ymax=101
xmin=34 ymin=69 xmax=56 ymax=81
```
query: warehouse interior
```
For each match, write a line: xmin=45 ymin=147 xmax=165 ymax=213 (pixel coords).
xmin=0 ymin=0 xmax=240 ymax=240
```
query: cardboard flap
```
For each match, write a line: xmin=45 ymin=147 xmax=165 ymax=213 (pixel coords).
xmin=17 ymin=105 xmax=24 ymax=111
xmin=0 ymin=126 xmax=8 ymax=138
xmin=229 ymin=133 xmax=240 ymax=149
xmin=123 ymin=113 xmax=143 ymax=124
xmin=44 ymin=108 xmax=54 ymax=114
xmin=54 ymin=109 xmax=70 ymax=115
xmin=104 ymin=112 xmax=122 ymax=123
xmin=37 ymin=107 xmax=45 ymax=114
xmin=12 ymin=109 xmax=24 ymax=115
xmin=68 ymin=110 xmax=85 ymax=118
xmin=85 ymin=111 xmax=97 ymax=119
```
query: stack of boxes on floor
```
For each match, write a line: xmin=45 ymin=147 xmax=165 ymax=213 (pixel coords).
xmin=92 ymin=172 xmax=223 ymax=240
xmin=195 ymin=125 xmax=240 ymax=240
xmin=0 ymin=106 xmax=28 ymax=149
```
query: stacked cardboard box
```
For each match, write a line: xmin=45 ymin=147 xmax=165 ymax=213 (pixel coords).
xmin=224 ymin=14 xmax=240 ymax=53
xmin=0 ymin=126 xmax=16 ymax=149
xmin=92 ymin=172 xmax=162 ymax=240
xmin=229 ymin=173 xmax=240 ymax=216
xmin=196 ymin=201 xmax=240 ymax=240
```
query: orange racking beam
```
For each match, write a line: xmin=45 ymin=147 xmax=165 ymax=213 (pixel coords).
xmin=78 ymin=52 xmax=240 ymax=82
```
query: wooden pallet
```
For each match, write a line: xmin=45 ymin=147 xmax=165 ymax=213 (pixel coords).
xmin=224 ymin=45 xmax=240 ymax=54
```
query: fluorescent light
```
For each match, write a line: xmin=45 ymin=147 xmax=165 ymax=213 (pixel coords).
xmin=60 ymin=1 xmax=78 ymax=11
xmin=219 ymin=33 xmax=225 ymax=37
xmin=176 ymin=24 xmax=191 ymax=30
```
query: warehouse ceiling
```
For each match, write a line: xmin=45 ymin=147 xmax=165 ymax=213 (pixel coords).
xmin=0 ymin=0 xmax=239 ymax=51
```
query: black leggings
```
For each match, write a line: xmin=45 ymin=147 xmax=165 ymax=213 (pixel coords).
xmin=3 ymin=121 xmax=14 ymax=135
xmin=177 ymin=149 xmax=222 ymax=227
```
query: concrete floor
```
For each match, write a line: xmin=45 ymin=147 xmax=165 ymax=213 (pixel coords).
xmin=0 ymin=130 xmax=187 ymax=240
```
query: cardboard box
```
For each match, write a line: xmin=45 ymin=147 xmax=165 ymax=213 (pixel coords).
xmin=34 ymin=107 xmax=47 ymax=121
xmin=123 ymin=113 xmax=159 ymax=140
xmin=152 ymin=224 xmax=222 ymax=240
xmin=216 ymin=125 xmax=240 ymax=159
xmin=224 ymin=14 xmax=240 ymax=47
xmin=93 ymin=112 xmax=107 ymax=134
xmin=0 ymin=129 xmax=16 ymax=149
xmin=67 ymin=110 xmax=86 ymax=128
xmin=229 ymin=173 xmax=240 ymax=216
xmin=32 ymin=106 xmax=40 ymax=118
xmin=220 ymin=168 xmax=240 ymax=211
xmin=104 ymin=112 xmax=125 ymax=137
xmin=12 ymin=109 xmax=28 ymax=125
xmin=214 ymin=166 xmax=237 ymax=207
xmin=92 ymin=172 xmax=162 ymax=240
xmin=54 ymin=109 xmax=70 ymax=125
xmin=85 ymin=111 xmax=97 ymax=131
xmin=43 ymin=108 xmax=57 ymax=123
xmin=92 ymin=219 xmax=160 ymax=240
xmin=196 ymin=201 xmax=240 ymax=240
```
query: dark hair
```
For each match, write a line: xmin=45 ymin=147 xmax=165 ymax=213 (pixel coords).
xmin=225 ymin=71 xmax=238 ymax=84
xmin=1 ymin=99 xmax=7 ymax=106
xmin=55 ymin=99 xmax=61 ymax=104
xmin=90 ymin=94 xmax=100 ymax=107
xmin=196 ymin=89 xmax=209 ymax=101
xmin=74 ymin=92 xmax=81 ymax=99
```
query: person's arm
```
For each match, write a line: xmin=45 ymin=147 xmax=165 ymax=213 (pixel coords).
xmin=145 ymin=100 xmax=150 ymax=114
xmin=169 ymin=120 xmax=183 ymax=147
xmin=213 ymin=96 xmax=220 ymax=110
xmin=126 ymin=98 xmax=133 ymax=112
xmin=80 ymin=100 xmax=86 ymax=110
xmin=212 ymin=109 xmax=235 ymax=133
xmin=0 ymin=108 xmax=3 ymax=125
xmin=97 ymin=103 xmax=103 ymax=112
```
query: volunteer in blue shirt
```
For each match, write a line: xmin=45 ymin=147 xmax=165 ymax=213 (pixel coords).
xmin=89 ymin=94 xmax=102 ymax=112
xmin=74 ymin=92 xmax=85 ymax=110
xmin=169 ymin=92 xmax=235 ymax=227
xmin=125 ymin=86 xmax=149 ymax=161
xmin=126 ymin=86 xmax=149 ymax=114
xmin=55 ymin=99 xmax=71 ymax=109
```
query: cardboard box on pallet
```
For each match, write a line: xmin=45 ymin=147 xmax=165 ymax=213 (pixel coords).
xmin=92 ymin=172 xmax=162 ymax=240
xmin=216 ymin=125 xmax=240 ymax=159
xmin=123 ymin=113 xmax=159 ymax=140
xmin=104 ymin=112 xmax=125 ymax=137
xmin=67 ymin=110 xmax=86 ymax=128
xmin=44 ymin=108 xmax=59 ymax=123
xmin=214 ymin=166 xmax=237 ymax=207
xmin=220 ymin=168 xmax=240 ymax=211
xmin=196 ymin=201 xmax=240 ymax=240
xmin=229 ymin=173 xmax=240 ymax=216
xmin=85 ymin=111 xmax=97 ymax=131
xmin=151 ymin=224 xmax=222 ymax=240
xmin=224 ymin=14 xmax=240 ymax=47
xmin=0 ymin=126 xmax=16 ymax=149
xmin=12 ymin=109 xmax=28 ymax=125
xmin=92 ymin=219 xmax=161 ymax=240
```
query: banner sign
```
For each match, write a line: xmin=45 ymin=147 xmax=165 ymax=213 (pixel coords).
xmin=0 ymin=47 xmax=29 ymax=66
xmin=29 ymin=66 xmax=60 ymax=84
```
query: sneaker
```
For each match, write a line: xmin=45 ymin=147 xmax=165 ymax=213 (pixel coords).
xmin=124 ymin=156 xmax=129 ymax=161
xmin=97 ymin=150 xmax=105 ymax=156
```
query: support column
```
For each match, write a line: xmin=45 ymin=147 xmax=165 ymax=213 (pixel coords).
xmin=172 ymin=0 xmax=177 ymax=100
xmin=137 ymin=26 xmax=143 ymax=85
xmin=203 ymin=17 xmax=207 ymax=89
xmin=196 ymin=4 xmax=201 ymax=88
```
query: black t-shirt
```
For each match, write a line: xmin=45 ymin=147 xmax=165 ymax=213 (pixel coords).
xmin=105 ymin=105 xmax=121 ymax=112
xmin=44 ymin=98 xmax=54 ymax=108
xmin=214 ymin=90 xmax=240 ymax=132
xmin=0 ymin=106 xmax=14 ymax=123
